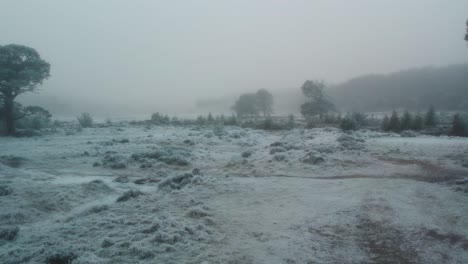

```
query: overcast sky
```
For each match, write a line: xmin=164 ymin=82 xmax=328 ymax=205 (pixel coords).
xmin=1 ymin=0 xmax=467 ymax=115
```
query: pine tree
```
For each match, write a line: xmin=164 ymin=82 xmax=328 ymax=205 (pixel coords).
xmin=400 ymin=110 xmax=413 ymax=130
xmin=451 ymin=113 xmax=466 ymax=137
xmin=381 ymin=115 xmax=390 ymax=131
xmin=388 ymin=110 xmax=400 ymax=132
xmin=207 ymin=112 xmax=214 ymax=123
xmin=425 ymin=106 xmax=437 ymax=127
xmin=287 ymin=114 xmax=295 ymax=129
xmin=411 ymin=115 xmax=424 ymax=131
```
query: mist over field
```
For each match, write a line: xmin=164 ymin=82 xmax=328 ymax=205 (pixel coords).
xmin=1 ymin=1 xmax=468 ymax=264
xmin=1 ymin=0 xmax=467 ymax=118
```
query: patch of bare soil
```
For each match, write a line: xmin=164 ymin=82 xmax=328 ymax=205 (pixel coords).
xmin=376 ymin=156 xmax=467 ymax=182
xmin=420 ymin=228 xmax=468 ymax=250
xmin=356 ymin=196 xmax=421 ymax=264
xmin=257 ymin=173 xmax=459 ymax=183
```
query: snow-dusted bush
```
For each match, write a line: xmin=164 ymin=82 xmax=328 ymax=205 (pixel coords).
xmin=0 ymin=185 xmax=13 ymax=196
xmin=270 ymin=147 xmax=287 ymax=154
xmin=86 ymin=205 xmax=109 ymax=214
xmin=153 ymin=232 xmax=183 ymax=244
xmin=213 ymin=124 xmax=225 ymax=137
xmin=101 ymin=154 xmax=127 ymax=169
xmin=0 ymin=226 xmax=19 ymax=242
xmin=112 ymin=138 xmax=130 ymax=143
xmin=45 ymin=252 xmax=77 ymax=264
xmin=16 ymin=113 xmax=51 ymax=130
xmin=159 ymin=173 xmax=194 ymax=190
xmin=302 ymin=151 xmax=325 ymax=164
xmin=340 ymin=117 xmax=358 ymax=131
xmin=269 ymin=141 xmax=301 ymax=152
xmin=0 ymin=155 xmax=26 ymax=168
xmin=77 ymin=112 xmax=93 ymax=128
xmin=131 ymin=147 xmax=191 ymax=166
xmin=241 ymin=150 xmax=253 ymax=158
xmin=337 ymin=134 xmax=366 ymax=150
xmin=142 ymin=223 xmax=161 ymax=234
xmin=186 ymin=207 xmax=209 ymax=218
xmin=400 ymin=130 xmax=419 ymax=137
xmin=273 ymin=153 xmax=287 ymax=161
xmin=116 ymin=190 xmax=143 ymax=202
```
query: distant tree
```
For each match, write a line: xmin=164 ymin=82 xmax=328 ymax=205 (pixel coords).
xmin=232 ymin=93 xmax=258 ymax=117
xmin=196 ymin=115 xmax=206 ymax=125
xmin=225 ymin=115 xmax=238 ymax=126
xmin=340 ymin=117 xmax=358 ymax=131
xmin=171 ymin=116 xmax=180 ymax=125
xmin=151 ymin=112 xmax=163 ymax=124
xmin=219 ymin=114 xmax=225 ymax=123
xmin=411 ymin=115 xmax=424 ymax=131
xmin=0 ymin=44 xmax=50 ymax=135
xmin=163 ymin=114 xmax=170 ymax=124
xmin=400 ymin=110 xmax=413 ymax=130
xmin=424 ymin=106 xmax=437 ymax=127
xmin=255 ymin=89 xmax=274 ymax=117
xmin=207 ymin=112 xmax=214 ymax=123
xmin=381 ymin=115 xmax=390 ymax=131
xmin=351 ymin=112 xmax=367 ymax=127
xmin=24 ymin=106 xmax=52 ymax=119
xmin=388 ymin=110 xmax=400 ymax=132
xmin=451 ymin=113 xmax=466 ymax=137
xmin=287 ymin=114 xmax=295 ymax=129
xmin=300 ymin=80 xmax=335 ymax=119
xmin=465 ymin=19 xmax=468 ymax=43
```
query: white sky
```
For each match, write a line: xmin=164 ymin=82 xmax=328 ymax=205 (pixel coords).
xmin=1 ymin=0 xmax=467 ymax=114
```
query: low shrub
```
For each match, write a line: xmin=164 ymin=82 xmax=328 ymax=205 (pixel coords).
xmin=77 ymin=113 xmax=93 ymax=128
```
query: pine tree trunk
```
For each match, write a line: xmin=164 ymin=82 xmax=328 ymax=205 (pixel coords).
xmin=4 ymin=97 xmax=15 ymax=136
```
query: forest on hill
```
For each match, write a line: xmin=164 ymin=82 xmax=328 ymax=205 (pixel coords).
xmin=329 ymin=63 xmax=468 ymax=112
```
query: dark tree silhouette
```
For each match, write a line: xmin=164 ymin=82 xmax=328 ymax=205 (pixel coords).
xmin=465 ymin=19 xmax=468 ymax=42
xmin=232 ymin=93 xmax=258 ymax=117
xmin=400 ymin=110 xmax=413 ymax=131
xmin=411 ymin=115 xmax=424 ymax=131
xmin=255 ymin=89 xmax=274 ymax=117
xmin=451 ymin=113 xmax=466 ymax=137
xmin=0 ymin=44 xmax=50 ymax=135
xmin=381 ymin=115 xmax=390 ymax=131
xmin=388 ymin=110 xmax=400 ymax=132
xmin=300 ymin=80 xmax=335 ymax=119
xmin=424 ymin=106 xmax=437 ymax=127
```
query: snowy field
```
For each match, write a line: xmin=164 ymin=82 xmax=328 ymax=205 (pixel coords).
xmin=0 ymin=124 xmax=467 ymax=263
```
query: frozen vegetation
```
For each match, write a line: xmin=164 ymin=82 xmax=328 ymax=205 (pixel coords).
xmin=0 ymin=122 xmax=467 ymax=263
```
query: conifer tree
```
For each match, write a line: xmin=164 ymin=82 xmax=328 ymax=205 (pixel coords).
xmin=388 ymin=110 xmax=400 ymax=132
xmin=425 ymin=106 xmax=437 ymax=127
xmin=400 ymin=110 xmax=413 ymax=130
xmin=451 ymin=113 xmax=466 ymax=137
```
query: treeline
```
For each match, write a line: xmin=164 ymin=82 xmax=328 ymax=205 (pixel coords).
xmin=231 ymin=89 xmax=274 ymax=117
xmin=379 ymin=107 xmax=467 ymax=137
xmin=149 ymin=111 xmax=296 ymax=130
xmin=329 ymin=63 xmax=468 ymax=112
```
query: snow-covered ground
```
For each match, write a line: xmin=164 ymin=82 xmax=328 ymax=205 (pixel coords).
xmin=0 ymin=124 xmax=467 ymax=263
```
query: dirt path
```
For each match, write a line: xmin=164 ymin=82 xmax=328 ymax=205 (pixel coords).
xmin=202 ymin=175 xmax=468 ymax=263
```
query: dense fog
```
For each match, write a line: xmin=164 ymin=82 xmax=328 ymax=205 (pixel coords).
xmin=1 ymin=0 xmax=467 ymax=118
xmin=2 ymin=1 xmax=468 ymax=264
